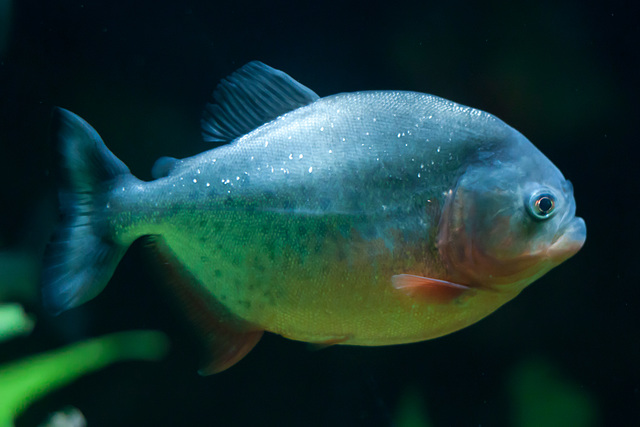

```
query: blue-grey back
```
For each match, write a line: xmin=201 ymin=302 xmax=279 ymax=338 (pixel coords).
xmin=166 ymin=91 xmax=516 ymax=220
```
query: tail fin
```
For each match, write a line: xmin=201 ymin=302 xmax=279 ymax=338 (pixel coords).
xmin=42 ymin=108 xmax=131 ymax=314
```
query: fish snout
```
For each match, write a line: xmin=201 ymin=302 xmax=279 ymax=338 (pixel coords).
xmin=546 ymin=216 xmax=586 ymax=262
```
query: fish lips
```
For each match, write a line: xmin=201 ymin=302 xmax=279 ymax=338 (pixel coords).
xmin=546 ymin=216 xmax=586 ymax=262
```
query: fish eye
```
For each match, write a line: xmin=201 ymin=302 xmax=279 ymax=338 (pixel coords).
xmin=527 ymin=191 xmax=556 ymax=220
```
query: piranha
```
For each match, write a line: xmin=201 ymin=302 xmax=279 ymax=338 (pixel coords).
xmin=42 ymin=61 xmax=586 ymax=374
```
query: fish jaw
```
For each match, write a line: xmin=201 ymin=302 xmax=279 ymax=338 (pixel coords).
xmin=546 ymin=217 xmax=586 ymax=263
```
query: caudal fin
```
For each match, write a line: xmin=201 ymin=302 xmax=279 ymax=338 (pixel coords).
xmin=42 ymin=108 xmax=131 ymax=314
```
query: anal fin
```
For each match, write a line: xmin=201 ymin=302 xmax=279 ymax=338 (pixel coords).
xmin=148 ymin=237 xmax=263 ymax=374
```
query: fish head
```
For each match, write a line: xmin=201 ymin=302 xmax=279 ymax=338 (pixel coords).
xmin=437 ymin=133 xmax=586 ymax=291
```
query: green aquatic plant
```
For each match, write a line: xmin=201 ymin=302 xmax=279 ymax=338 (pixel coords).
xmin=391 ymin=355 xmax=599 ymax=427
xmin=508 ymin=356 xmax=600 ymax=427
xmin=0 ymin=304 xmax=34 ymax=343
xmin=394 ymin=385 xmax=434 ymax=427
xmin=0 ymin=308 xmax=169 ymax=427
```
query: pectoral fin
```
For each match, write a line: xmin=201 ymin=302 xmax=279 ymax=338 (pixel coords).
xmin=392 ymin=274 xmax=471 ymax=304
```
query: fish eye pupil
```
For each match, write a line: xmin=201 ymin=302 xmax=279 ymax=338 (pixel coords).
xmin=531 ymin=193 xmax=556 ymax=218
xmin=537 ymin=196 xmax=553 ymax=213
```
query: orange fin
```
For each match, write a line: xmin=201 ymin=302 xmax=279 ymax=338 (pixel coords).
xmin=392 ymin=274 xmax=471 ymax=304
xmin=148 ymin=236 xmax=264 ymax=375
xmin=198 ymin=329 xmax=264 ymax=376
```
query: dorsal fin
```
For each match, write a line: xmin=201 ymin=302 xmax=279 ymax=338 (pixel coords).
xmin=201 ymin=61 xmax=320 ymax=143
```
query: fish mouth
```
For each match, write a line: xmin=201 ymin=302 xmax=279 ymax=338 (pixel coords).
xmin=547 ymin=217 xmax=587 ymax=262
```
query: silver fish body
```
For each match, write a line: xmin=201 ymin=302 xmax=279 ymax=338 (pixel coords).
xmin=42 ymin=62 xmax=586 ymax=373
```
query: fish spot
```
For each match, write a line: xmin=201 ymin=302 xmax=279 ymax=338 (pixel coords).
xmin=252 ymin=256 xmax=266 ymax=272
xmin=296 ymin=224 xmax=308 ymax=237
xmin=214 ymin=269 xmax=223 ymax=278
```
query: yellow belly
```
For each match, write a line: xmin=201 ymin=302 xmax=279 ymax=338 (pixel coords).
xmin=159 ymin=210 xmax=521 ymax=346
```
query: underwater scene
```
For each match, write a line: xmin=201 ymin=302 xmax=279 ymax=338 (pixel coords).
xmin=0 ymin=0 xmax=638 ymax=426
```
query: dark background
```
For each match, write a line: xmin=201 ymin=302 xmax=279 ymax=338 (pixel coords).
xmin=1 ymin=0 xmax=638 ymax=426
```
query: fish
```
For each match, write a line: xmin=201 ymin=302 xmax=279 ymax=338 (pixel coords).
xmin=42 ymin=61 xmax=586 ymax=374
